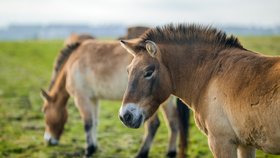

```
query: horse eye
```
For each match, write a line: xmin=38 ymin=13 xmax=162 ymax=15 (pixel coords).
xmin=144 ymin=70 xmax=154 ymax=79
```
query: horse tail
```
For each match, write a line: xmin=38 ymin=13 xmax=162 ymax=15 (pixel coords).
xmin=176 ymin=98 xmax=190 ymax=157
xmin=48 ymin=42 xmax=80 ymax=90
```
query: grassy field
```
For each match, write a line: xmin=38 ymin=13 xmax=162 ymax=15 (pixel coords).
xmin=1 ymin=36 xmax=280 ymax=158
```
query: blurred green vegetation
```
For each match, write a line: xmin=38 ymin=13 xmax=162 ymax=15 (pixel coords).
xmin=0 ymin=36 xmax=280 ymax=158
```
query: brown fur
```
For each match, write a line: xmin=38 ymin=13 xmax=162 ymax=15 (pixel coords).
xmin=119 ymin=26 xmax=150 ymax=40
xmin=140 ymin=24 xmax=243 ymax=48
xmin=121 ymin=24 xmax=280 ymax=158
xmin=48 ymin=34 xmax=94 ymax=90
xmin=48 ymin=43 xmax=80 ymax=90
xmin=63 ymin=33 xmax=95 ymax=46
xmin=42 ymin=29 xmax=182 ymax=157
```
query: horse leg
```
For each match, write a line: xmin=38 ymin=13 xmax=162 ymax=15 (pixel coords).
xmin=74 ymin=95 xmax=99 ymax=157
xmin=176 ymin=98 xmax=190 ymax=158
xmin=135 ymin=113 xmax=160 ymax=158
xmin=208 ymin=135 xmax=237 ymax=158
xmin=237 ymin=145 xmax=255 ymax=158
xmin=161 ymin=98 xmax=179 ymax=158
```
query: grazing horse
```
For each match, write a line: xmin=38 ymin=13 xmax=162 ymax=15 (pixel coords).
xmin=119 ymin=24 xmax=280 ymax=158
xmin=41 ymin=33 xmax=188 ymax=157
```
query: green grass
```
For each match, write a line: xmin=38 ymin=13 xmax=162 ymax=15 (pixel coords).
xmin=0 ymin=37 xmax=280 ymax=158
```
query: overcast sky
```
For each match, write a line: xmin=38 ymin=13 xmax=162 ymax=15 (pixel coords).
xmin=0 ymin=0 xmax=279 ymax=27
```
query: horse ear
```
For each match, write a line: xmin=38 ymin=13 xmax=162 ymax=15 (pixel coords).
xmin=40 ymin=89 xmax=52 ymax=101
xmin=120 ymin=38 xmax=142 ymax=56
xmin=145 ymin=40 xmax=157 ymax=57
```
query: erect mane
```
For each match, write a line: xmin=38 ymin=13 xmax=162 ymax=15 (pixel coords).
xmin=139 ymin=24 xmax=244 ymax=49
xmin=48 ymin=42 xmax=80 ymax=90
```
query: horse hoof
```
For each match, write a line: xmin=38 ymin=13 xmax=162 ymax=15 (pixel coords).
xmin=85 ymin=145 xmax=97 ymax=157
xmin=166 ymin=151 xmax=176 ymax=158
xmin=135 ymin=151 xmax=148 ymax=158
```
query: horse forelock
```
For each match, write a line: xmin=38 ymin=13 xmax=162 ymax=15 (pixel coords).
xmin=139 ymin=24 xmax=244 ymax=50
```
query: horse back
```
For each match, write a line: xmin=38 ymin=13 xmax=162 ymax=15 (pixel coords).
xmin=65 ymin=40 xmax=132 ymax=100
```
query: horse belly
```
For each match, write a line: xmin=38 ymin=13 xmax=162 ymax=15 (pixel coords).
xmin=236 ymin=119 xmax=280 ymax=154
xmin=228 ymin=102 xmax=280 ymax=154
xmin=208 ymin=78 xmax=280 ymax=154
xmin=89 ymin=78 xmax=127 ymax=100
xmin=261 ymin=137 xmax=280 ymax=154
xmin=87 ymin=69 xmax=128 ymax=100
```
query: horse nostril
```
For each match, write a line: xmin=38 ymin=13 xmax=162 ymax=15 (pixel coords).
xmin=123 ymin=111 xmax=133 ymax=123
xmin=119 ymin=115 xmax=124 ymax=122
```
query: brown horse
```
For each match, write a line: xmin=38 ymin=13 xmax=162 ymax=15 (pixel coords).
xmin=119 ymin=24 xmax=280 ymax=158
xmin=121 ymin=27 xmax=190 ymax=157
xmin=41 ymin=33 xmax=188 ymax=157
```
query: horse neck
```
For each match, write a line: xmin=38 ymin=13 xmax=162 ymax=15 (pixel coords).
xmin=161 ymin=43 xmax=224 ymax=108
xmin=49 ymin=67 xmax=70 ymax=108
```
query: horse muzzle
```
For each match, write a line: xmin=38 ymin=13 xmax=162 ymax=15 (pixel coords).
xmin=44 ymin=132 xmax=59 ymax=146
xmin=119 ymin=103 xmax=145 ymax=128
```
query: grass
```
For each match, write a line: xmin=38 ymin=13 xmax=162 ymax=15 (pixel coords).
xmin=0 ymin=36 xmax=280 ymax=158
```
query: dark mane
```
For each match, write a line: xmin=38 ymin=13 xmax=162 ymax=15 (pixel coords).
xmin=48 ymin=42 xmax=80 ymax=90
xmin=140 ymin=24 xmax=244 ymax=49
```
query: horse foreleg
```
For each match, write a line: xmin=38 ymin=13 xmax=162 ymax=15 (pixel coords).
xmin=176 ymin=98 xmax=190 ymax=158
xmin=161 ymin=98 xmax=179 ymax=158
xmin=135 ymin=113 xmax=160 ymax=158
xmin=237 ymin=145 xmax=255 ymax=158
xmin=208 ymin=135 xmax=237 ymax=158
xmin=74 ymin=96 xmax=99 ymax=157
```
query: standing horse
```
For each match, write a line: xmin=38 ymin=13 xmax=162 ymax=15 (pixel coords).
xmin=119 ymin=24 xmax=280 ymax=158
xmin=120 ymin=26 xmax=190 ymax=157
xmin=41 ymin=33 xmax=188 ymax=157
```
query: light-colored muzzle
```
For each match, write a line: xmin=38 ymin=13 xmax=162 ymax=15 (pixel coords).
xmin=44 ymin=132 xmax=59 ymax=145
xmin=119 ymin=103 xmax=145 ymax=128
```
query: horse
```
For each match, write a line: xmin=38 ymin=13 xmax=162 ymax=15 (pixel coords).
xmin=119 ymin=24 xmax=280 ymax=158
xmin=41 ymin=32 xmax=189 ymax=157
xmin=120 ymin=26 xmax=190 ymax=155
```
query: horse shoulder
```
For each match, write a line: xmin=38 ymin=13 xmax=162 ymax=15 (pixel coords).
xmin=193 ymin=78 xmax=236 ymax=139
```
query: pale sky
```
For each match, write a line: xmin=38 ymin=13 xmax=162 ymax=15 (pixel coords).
xmin=0 ymin=0 xmax=279 ymax=27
